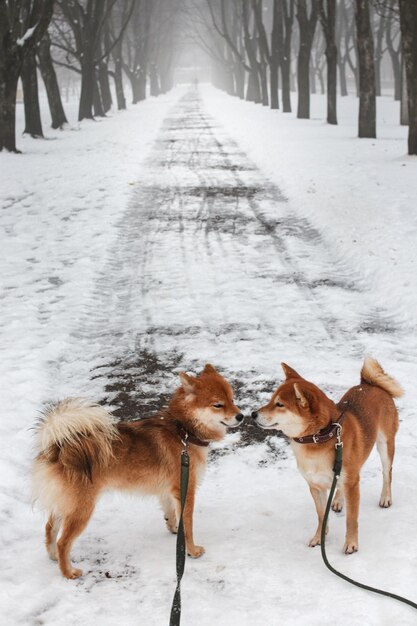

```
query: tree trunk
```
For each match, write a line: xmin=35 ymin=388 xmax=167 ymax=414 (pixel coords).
xmin=270 ymin=60 xmax=279 ymax=109
xmin=281 ymin=1 xmax=294 ymax=113
xmin=137 ymin=69 xmax=147 ymax=101
xmin=270 ymin=0 xmax=281 ymax=109
xmin=0 ymin=68 xmax=20 ymax=152
xmin=281 ymin=56 xmax=292 ymax=112
xmin=400 ymin=55 xmax=408 ymax=126
xmin=37 ymin=32 xmax=68 ymax=129
xmin=338 ymin=58 xmax=348 ymax=96
xmin=246 ymin=71 xmax=261 ymax=102
xmin=310 ymin=64 xmax=316 ymax=94
xmin=297 ymin=45 xmax=311 ymax=118
xmin=150 ymin=65 xmax=160 ymax=96
xmin=98 ymin=62 xmax=112 ymax=113
xmin=386 ymin=12 xmax=401 ymax=101
xmin=326 ymin=41 xmax=337 ymax=123
xmin=321 ymin=0 xmax=338 ymax=124
xmin=130 ymin=73 xmax=141 ymax=103
xmin=259 ymin=61 xmax=269 ymax=106
xmin=374 ymin=13 xmax=385 ymax=97
xmin=21 ymin=48 xmax=43 ymax=137
xmin=234 ymin=62 xmax=245 ymax=99
xmin=355 ymin=0 xmax=376 ymax=138
xmin=113 ymin=58 xmax=126 ymax=110
xmin=79 ymin=56 xmax=95 ymax=121
xmin=93 ymin=75 xmax=105 ymax=117
xmin=399 ymin=0 xmax=417 ymax=153
xmin=297 ymin=0 xmax=319 ymax=119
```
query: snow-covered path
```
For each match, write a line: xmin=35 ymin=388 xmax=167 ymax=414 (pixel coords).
xmin=1 ymin=87 xmax=417 ymax=625
xmin=61 ymin=88 xmax=416 ymax=415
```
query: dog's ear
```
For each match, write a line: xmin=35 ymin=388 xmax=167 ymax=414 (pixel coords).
xmin=179 ymin=372 xmax=197 ymax=394
xmin=202 ymin=363 xmax=217 ymax=375
xmin=281 ymin=363 xmax=302 ymax=380
xmin=293 ymin=383 xmax=309 ymax=409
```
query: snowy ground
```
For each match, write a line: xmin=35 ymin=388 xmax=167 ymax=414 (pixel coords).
xmin=1 ymin=85 xmax=417 ymax=625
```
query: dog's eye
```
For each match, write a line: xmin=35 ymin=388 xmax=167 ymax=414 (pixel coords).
xmin=275 ymin=401 xmax=284 ymax=408
xmin=213 ymin=403 xmax=224 ymax=408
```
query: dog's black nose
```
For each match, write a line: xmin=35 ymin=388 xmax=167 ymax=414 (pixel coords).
xmin=235 ymin=413 xmax=244 ymax=422
xmin=251 ymin=411 xmax=258 ymax=420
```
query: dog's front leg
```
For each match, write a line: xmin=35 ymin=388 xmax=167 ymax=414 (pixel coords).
xmin=308 ymin=486 xmax=328 ymax=547
xmin=343 ymin=477 xmax=360 ymax=554
xmin=174 ymin=481 xmax=205 ymax=559
xmin=159 ymin=494 xmax=178 ymax=534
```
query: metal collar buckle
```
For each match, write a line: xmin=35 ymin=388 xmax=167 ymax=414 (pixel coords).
xmin=180 ymin=432 xmax=189 ymax=449
xmin=332 ymin=422 xmax=343 ymax=448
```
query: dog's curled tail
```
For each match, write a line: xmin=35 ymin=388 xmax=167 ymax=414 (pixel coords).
xmin=35 ymin=398 xmax=119 ymax=476
xmin=361 ymin=357 xmax=403 ymax=398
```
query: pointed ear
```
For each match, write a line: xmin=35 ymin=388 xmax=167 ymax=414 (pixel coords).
xmin=294 ymin=383 xmax=309 ymax=409
xmin=202 ymin=363 xmax=217 ymax=375
xmin=179 ymin=372 xmax=197 ymax=394
xmin=281 ymin=363 xmax=302 ymax=380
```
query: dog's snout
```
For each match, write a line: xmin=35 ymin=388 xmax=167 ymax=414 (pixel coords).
xmin=235 ymin=413 xmax=244 ymax=422
xmin=251 ymin=411 xmax=259 ymax=420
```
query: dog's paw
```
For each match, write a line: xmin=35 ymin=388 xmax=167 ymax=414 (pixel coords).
xmin=65 ymin=567 xmax=83 ymax=579
xmin=47 ymin=547 xmax=58 ymax=561
xmin=332 ymin=500 xmax=343 ymax=513
xmin=187 ymin=545 xmax=205 ymax=559
xmin=308 ymin=536 xmax=321 ymax=547
xmin=379 ymin=495 xmax=392 ymax=508
xmin=343 ymin=541 xmax=358 ymax=555
xmin=165 ymin=517 xmax=178 ymax=534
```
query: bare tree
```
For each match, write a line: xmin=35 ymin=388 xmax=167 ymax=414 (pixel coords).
xmin=55 ymin=0 xmax=135 ymax=120
xmin=37 ymin=31 xmax=68 ymax=128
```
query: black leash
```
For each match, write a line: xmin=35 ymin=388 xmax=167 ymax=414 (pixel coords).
xmin=169 ymin=441 xmax=190 ymax=626
xmin=320 ymin=429 xmax=417 ymax=611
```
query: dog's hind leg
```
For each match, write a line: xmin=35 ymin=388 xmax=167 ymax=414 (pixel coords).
xmin=45 ymin=514 xmax=61 ymax=560
xmin=56 ymin=502 xmax=95 ymax=579
xmin=159 ymin=494 xmax=178 ymax=534
xmin=376 ymin=431 xmax=395 ymax=508
xmin=332 ymin=487 xmax=344 ymax=513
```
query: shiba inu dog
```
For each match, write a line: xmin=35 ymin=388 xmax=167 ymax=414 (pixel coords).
xmin=32 ymin=364 xmax=243 ymax=579
xmin=251 ymin=357 xmax=402 ymax=554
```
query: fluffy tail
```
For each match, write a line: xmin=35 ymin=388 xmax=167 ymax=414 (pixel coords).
xmin=34 ymin=398 xmax=119 ymax=478
xmin=361 ymin=357 xmax=403 ymax=398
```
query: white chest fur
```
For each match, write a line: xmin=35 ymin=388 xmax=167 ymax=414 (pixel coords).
xmin=290 ymin=441 xmax=335 ymax=490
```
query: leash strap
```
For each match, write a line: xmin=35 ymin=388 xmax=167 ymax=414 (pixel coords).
xmin=169 ymin=448 xmax=190 ymax=626
xmin=320 ymin=434 xmax=417 ymax=611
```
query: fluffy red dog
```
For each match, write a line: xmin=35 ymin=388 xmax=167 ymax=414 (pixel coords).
xmin=252 ymin=357 xmax=402 ymax=554
xmin=32 ymin=364 xmax=243 ymax=579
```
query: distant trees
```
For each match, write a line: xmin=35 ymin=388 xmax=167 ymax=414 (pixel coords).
xmin=1 ymin=0 xmax=416 ymax=154
xmin=0 ymin=0 xmax=180 ymax=152
xmin=198 ymin=0 xmax=415 ymax=153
